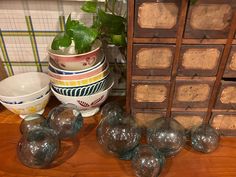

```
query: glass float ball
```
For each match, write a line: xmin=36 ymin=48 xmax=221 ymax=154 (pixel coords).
xmin=147 ymin=117 xmax=186 ymax=158
xmin=191 ymin=124 xmax=220 ymax=153
xmin=48 ymin=104 xmax=83 ymax=140
xmin=132 ymin=145 xmax=165 ymax=177
xmin=17 ymin=127 xmax=60 ymax=168
xmin=101 ymin=101 xmax=124 ymax=118
xmin=20 ymin=114 xmax=48 ymax=135
xmin=97 ymin=114 xmax=141 ymax=160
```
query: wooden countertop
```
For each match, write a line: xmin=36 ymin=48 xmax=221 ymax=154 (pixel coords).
xmin=0 ymin=97 xmax=236 ymax=177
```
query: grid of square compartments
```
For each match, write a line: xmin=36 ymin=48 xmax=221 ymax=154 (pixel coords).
xmin=127 ymin=0 xmax=236 ymax=135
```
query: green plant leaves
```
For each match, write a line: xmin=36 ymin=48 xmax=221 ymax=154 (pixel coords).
xmin=65 ymin=14 xmax=80 ymax=37
xmin=73 ymin=25 xmax=98 ymax=53
xmin=51 ymin=32 xmax=71 ymax=50
xmin=190 ymin=0 xmax=198 ymax=5
xmin=111 ymin=34 xmax=126 ymax=47
xmin=97 ymin=9 xmax=126 ymax=35
xmin=81 ymin=0 xmax=98 ymax=13
xmin=62 ymin=14 xmax=99 ymax=53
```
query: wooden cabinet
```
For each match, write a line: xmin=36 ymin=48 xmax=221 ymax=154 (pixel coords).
xmin=133 ymin=44 xmax=175 ymax=76
xmin=184 ymin=0 xmax=235 ymax=39
xmin=134 ymin=0 xmax=181 ymax=37
xmin=127 ymin=0 xmax=236 ymax=135
xmin=178 ymin=45 xmax=223 ymax=76
xmin=224 ymin=45 xmax=236 ymax=77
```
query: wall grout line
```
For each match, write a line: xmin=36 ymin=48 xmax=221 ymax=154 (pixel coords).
xmin=25 ymin=16 xmax=42 ymax=72
xmin=0 ymin=30 xmax=14 ymax=76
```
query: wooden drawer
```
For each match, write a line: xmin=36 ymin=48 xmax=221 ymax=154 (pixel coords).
xmin=173 ymin=77 xmax=215 ymax=108
xmin=215 ymin=81 xmax=236 ymax=109
xmin=171 ymin=108 xmax=206 ymax=130
xmin=131 ymin=77 xmax=170 ymax=109
xmin=178 ymin=45 xmax=223 ymax=76
xmin=210 ymin=110 xmax=236 ymax=135
xmin=132 ymin=109 xmax=166 ymax=127
xmin=134 ymin=0 xmax=181 ymax=38
xmin=224 ymin=46 xmax=236 ymax=78
xmin=184 ymin=0 xmax=235 ymax=39
xmin=133 ymin=44 xmax=175 ymax=76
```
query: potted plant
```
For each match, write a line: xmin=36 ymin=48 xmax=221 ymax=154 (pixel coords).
xmin=81 ymin=0 xmax=127 ymax=88
xmin=48 ymin=13 xmax=103 ymax=71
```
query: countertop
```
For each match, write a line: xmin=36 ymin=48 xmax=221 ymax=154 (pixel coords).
xmin=0 ymin=97 xmax=236 ymax=177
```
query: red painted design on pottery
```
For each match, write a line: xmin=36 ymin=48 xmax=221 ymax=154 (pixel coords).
xmin=91 ymin=95 xmax=104 ymax=106
xmin=77 ymin=100 xmax=90 ymax=107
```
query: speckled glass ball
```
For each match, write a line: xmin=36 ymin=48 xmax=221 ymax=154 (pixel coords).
xmin=97 ymin=114 xmax=141 ymax=160
xmin=20 ymin=114 xmax=48 ymax=135
xmin=191 ymin=124 xmax=220 ymax=153
xmin=48 ymin=104 xmax=83 ymax=140
xmin=17 ymin=127 xmax=60 ymax=168
xmin=101 ymin=102 xmax=124 ymax=118
xmin=132 ymin=145 xmax=165 ymax=177
xmin=147 ymin=117 xmax=186 ymax=158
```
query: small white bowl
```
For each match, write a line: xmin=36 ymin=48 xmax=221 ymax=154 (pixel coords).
xmin=1 ymin=91 xmax=51 ymax=118
xmin=0 ymin=72 xmax=50 ymax=104
xmin=48 ymin=40 xmax=102 ymax=71
xmin=51 ymin=79 xmax=114 ymax=117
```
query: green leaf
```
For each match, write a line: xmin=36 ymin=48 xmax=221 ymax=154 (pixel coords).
xmin=73 ymin=24 xmax=98 ymax=53
xmin=65 ymin=14 xmax=80 ymax=37
xmin=81 ymin=1 xmax=98 ymax=13
xmin=51 ymin=32 xmax=72 ymax=50
xmin=111 ymin=34 xmax=126 ymax=47
xmin=190 ymin=0 xmax=198 ymax=5
xmin=97 ymin=9 xmax=126 ymax=35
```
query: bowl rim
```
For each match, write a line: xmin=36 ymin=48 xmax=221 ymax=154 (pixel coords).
xmin=51 ymin=79 xmax=114 ymax=99
xmin=48 ymin=52 xmax=105 ymax=74
xmin=52 ymin=73 xmax=109 ymax=90
xmin=50 ymin=64 xmax=110 ymax=87
xmin=48 ymin=56 xmax=107 ymax=79
xmin=0 ymin=90 xmax=51 ymax=107
xmin=48 ymin=39 xmax=102 ymax=57
xmin=0 ymin=72 xmax=50 ymax=99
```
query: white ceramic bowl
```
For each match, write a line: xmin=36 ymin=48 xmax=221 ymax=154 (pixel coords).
xmin=51 ymin=78 xmax=114 ymax=117
xmin=0 ymin=72 xmax=50 ymax=104
xmin=1 ymin=91 xmax=51 ymax=118
xmin=48 ymin=40 xmax=102 ymax=71
xmin=48 ymin=51 xmax=105 ymax=75
xmin=50 ymin=64 xmax=110 ymax=87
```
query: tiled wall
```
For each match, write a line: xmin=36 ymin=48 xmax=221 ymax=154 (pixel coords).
xmin=0 ymin=0 xmax=126 ymax=95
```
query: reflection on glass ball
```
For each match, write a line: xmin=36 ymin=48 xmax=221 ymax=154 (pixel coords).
xmin=147 ymin=117 xmax=186 ymax=157
xmin=101 ymin=102 xmax=124 ymax=118
xmin=97 ymin=114 xmax=141 ymax=160
xmin=20 ymin=114 xmax=48 ymax=135
xmin=191 ymin=124 xmax=220 ymax=153
xmin=48 ymin=104 xmax=83 ymax=140
xmin=132 ymin=145 xmax=165 ymax=177
xmin=17 ymin=127 xmax=60 ymax=168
